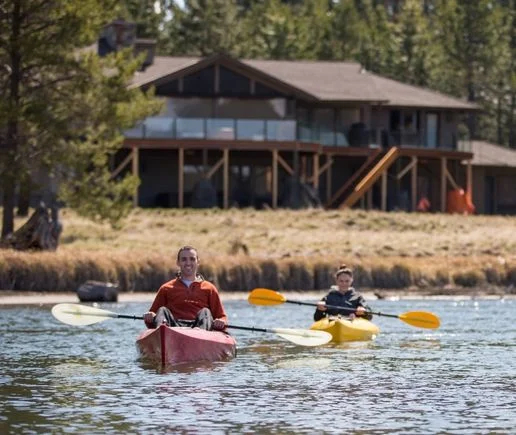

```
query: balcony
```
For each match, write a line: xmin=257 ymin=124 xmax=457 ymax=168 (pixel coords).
xmin=125 ymin=117 xmax=297 ymax=142
xmin=124 ymin=117 xmax=460 ymax=150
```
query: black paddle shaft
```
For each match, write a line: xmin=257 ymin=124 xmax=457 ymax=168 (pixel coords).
xmin=118 ymin=314 xmax=269 ymax=332
xmin=283 ymin=299 xmax=395 ymax=318
xmin=117 ymin=314 xmax=144 ymax=320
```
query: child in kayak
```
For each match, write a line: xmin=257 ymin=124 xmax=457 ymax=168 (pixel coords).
xmin=314 ymin=264 xmax=373 ymax=321
xmin=143 ymin=245 xmax=228 ymax=331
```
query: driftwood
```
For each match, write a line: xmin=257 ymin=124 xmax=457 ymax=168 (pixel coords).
xmin=77 ymin=281 xmax=119 ymax=302
xmin=0 ymin=203 xmax=62 ymax=251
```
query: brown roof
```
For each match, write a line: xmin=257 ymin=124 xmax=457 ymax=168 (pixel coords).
xmin=243 ymin=59 xmax=384 ymax=102
xmin=131 ymin=56 xmax=200 ymax=88
xmin=132 ymin=55 xmax=478 ymax=110
xmin=467 ymin=141 xmax=516 ymax=167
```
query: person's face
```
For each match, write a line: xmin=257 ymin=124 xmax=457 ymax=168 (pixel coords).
xmin=177 ymin=248 xmax=199 ymax=278
xmin=336 ymin=273 xmax=353 ymax=291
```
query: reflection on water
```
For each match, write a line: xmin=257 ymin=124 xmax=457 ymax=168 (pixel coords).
xmin=0 ymin=298 xmax=514 ymax=433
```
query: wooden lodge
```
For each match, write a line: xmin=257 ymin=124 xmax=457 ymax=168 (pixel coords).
xmin=114 ymin=49 xmax=480 ymax=214
xmin=88 ymin=19 xmax=516 ymax=215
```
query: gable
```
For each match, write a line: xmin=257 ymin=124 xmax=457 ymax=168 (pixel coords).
xmin=133 ymin=55 xmax=298 ymax=98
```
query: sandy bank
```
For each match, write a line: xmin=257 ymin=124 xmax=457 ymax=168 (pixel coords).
xmin=0 ymin=289 xmax=512 ymax=306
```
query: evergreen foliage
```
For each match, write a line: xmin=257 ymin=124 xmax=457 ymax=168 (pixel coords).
xmin=0 ymin=0 xmax=162 ymax=237
xmin=1 ymin=0 xmax=515 ymax=238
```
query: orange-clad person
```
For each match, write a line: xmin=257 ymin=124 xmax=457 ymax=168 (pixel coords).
xmin=143 ymin=246 xmax=228 ymax=331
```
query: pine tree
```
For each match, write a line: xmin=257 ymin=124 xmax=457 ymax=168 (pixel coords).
xmin=0 ymin=0 xmax=162 ymax=238
xmin=430 ymin=0 xmax=499 ymax=139
xmin=161 ymin=0 xmax=242 ymax=56
xmin=390 ymin=0 xmax=433 ymax=86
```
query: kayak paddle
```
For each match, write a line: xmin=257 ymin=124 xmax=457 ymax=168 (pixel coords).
xmin=51 ymin=303 xmax=332 ymax=346
xmin=248 ymin=288 xmax=441 ymax=330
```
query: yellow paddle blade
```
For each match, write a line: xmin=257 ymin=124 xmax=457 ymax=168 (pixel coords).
xmin=399 ymin=311 xmax=441 ymax=329
xmin=248 ymin=288 xmax=287 ymax=306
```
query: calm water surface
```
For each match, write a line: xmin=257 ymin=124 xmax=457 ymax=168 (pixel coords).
xmin=0 ymin=297 xmax=515 ymax=434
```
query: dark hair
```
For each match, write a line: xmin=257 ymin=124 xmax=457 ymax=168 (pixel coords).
xmin=176 ymin=245 xmax=198 ymax=261
xmin=335 ymin=264 xmax=353 ymax=278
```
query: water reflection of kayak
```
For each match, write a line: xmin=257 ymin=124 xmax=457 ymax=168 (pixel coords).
xmin=310 ymin=317 xmax=380 ymax=343
xmin=136 ymin=324 xmax=237 ymax=365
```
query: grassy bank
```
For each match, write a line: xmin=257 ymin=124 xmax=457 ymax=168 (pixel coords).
xmin=1 ymin=208 xmax=515 ymax=294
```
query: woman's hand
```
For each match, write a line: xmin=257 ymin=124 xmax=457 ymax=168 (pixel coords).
xmin=317 ymin=302 xmax=327 ymax=311
xmin=355 ymin=306 xmax=366 ymax=317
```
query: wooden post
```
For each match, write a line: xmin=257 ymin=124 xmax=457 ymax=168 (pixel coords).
xmin=223 ymin=148 xmax=229 ymax=209
xmin=411 ymin=156 xmax=418 ymax=211
xmin=132 ymin=147 xmax=139 ymax=207
xmin=312 ymin=153 xmax=320 ymax=189
xmin=272 ymin=150 xmax=278 ymax=208
xmin=440 ymin=157 xmax=447 ymax=212
xmin=381 ymin=171 xmax=387 ymax=211
xmin=367 ymin=189 xmax=373 ymax=210
xmin=466 ymin=160 xmax=473 ymax=195
xmin=178 ymin=148 xmax=184 ymax=209
xmin=326 ymin=155 xmax=332 ymax=204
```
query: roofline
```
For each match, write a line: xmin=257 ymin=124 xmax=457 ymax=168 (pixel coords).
xmin=135 ymin=53 xmax=319 ymax=101
xmin=131 ymin=54 xmax=482 ymax=110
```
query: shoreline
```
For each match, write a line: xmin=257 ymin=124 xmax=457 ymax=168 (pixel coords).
xmin=0 ymin=289 xmax=512 ymax=306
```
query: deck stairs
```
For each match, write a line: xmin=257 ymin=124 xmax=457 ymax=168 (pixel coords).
xmin=336 ymin=146 xmax=400 ymax=209
xmin=326 ymin=148 xmax=383 ymax=209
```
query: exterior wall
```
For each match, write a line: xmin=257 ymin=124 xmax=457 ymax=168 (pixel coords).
xmin=472 ymin=167 xmax=486 ymax=213
xmin=472 ymin=166 xmax=516 ymax=215
xmin=163 ymin=97 xmax=289 ymax=119
xmin=440 ymin=111 xmax=458 ymax=149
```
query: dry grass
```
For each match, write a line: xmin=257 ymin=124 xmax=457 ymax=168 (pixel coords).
xmin=2 ymin=207 xmax=516 ymax=292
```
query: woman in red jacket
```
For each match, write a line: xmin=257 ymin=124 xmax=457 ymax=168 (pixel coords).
xmin=143 ymin=246 xmax=228 ymax=331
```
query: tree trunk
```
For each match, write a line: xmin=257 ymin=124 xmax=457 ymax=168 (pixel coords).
xmin=17 ymin=174 xmax=31 ymax=217
xmin=0 ymin=203 xmax=62 ymax=251
xmin=1 ymin=175 xmax=16 ymax=238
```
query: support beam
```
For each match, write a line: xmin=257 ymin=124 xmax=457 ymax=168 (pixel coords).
xmin=395 ymin=156 xmax=417 ymax=181
xmin=111 ymin=151 xmax=134 ymax=179
xmin=440 ymin=157 xmax=447 ymax=212
xmin=206 ymin=157 xmax=224 ymax=179
xmin=272 ymin=150 xmax=278 ymax=208
xmin=178 ymin=148 xmax=184 ymax=209
xmin=132 ymin=147 xmax=139 ymax=207
xmin=317 ymin=157 xmax=333 ymax=178
xmin=223 ymin=148 xmax=229 ymax=209
xmin=381 ymin=171 xmax=387 ymax=211
xmin=312 ymin=153 xmax=320 ymax=189
xmin=466 ymin=160 xmax=473 ymax=195
xmin=277 ymin=153 xmax=294 ymax=175
xmin=445 ymin=167 xmax=460 ymax=190
xmin=326 ymin=156 xmax=332 ymax=204
xmin=411 ymin=157 xmax=418 ymax=211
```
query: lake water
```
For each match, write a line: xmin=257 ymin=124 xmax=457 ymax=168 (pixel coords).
xmin=1 ymin=296 xmax=515 ymax=434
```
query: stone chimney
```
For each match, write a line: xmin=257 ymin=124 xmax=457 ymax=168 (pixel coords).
xmin=133 ymin=38 xmax=156 ymax=71
xmin=98 ymin=19 xmax=137 ymax=56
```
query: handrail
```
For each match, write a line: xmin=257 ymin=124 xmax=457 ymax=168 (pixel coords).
xmin=326 ymin=148 xmax=382 ymax=208
xmin=340 ymin=147 xmax=400 ymax=209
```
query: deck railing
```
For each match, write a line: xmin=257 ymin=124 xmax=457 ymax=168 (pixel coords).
xmin=125 ymin=117 xmax=461 ymax=150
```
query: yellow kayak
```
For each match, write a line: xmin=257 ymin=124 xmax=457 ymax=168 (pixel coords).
xmin=310 ymin=317 xmax=380 ymax=343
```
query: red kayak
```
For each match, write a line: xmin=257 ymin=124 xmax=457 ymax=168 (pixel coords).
xmin=136 ymin=324 xmax=237 ymax=365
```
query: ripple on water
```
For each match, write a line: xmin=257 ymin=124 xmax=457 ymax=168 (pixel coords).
xmin=0 ymin=299 xmax=515 ymax=433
